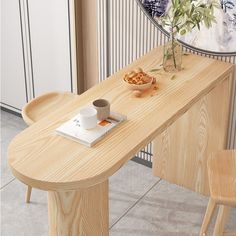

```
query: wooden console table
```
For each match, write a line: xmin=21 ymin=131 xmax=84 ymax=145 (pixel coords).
xmin=8 ymin=47 xmax=234 ymax=235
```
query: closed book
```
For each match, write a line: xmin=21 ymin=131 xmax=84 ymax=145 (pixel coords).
xmin=56 ymin=111 xmax=127 ymax=147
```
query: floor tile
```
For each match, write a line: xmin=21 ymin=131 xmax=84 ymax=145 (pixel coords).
xmin=1 ymin=111 xmax=27 ymax=187
xmin=109 ymin=161 xmax=159 ymax=226
xmin=110 ymin=180 xmax=236 ymax=236
xmin=1 ymin=180 xmax=48 ymax=236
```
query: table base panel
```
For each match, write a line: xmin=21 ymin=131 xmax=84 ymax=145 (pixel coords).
xmin=153 ymin=76 xmax=232 ymax=196
xmin=48 ymin=180 xmax=108 ymax=236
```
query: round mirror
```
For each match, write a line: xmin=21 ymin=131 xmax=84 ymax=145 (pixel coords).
xmin=136 ymin=0 xmax=236 ymax=55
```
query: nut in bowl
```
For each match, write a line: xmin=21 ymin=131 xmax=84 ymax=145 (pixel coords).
xmin=123 ymin=68 xmax=155 ymax=91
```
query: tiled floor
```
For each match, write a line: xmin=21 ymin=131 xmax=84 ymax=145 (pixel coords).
xmin=1 ymin=110 xmax=235 ymax=236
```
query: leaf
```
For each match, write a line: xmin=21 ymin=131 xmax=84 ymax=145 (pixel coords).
xmin=150 ymin=68 xmax=161 ymax=72
xmin=180 ymin=29 xmax=187 ymax=35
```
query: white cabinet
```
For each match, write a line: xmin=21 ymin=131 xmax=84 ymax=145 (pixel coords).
xmin=27 ymin=0 xmax=72 ymax=97
xmin=1 ymin=0 xmax=75 ymax=112
xmin=1 ymin=0 xmax=28 ymax=111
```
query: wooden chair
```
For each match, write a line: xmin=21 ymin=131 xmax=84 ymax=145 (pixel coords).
xmin=22 ymin=91 xmax=77 ymax=203
xmin=199 ymin=150 xmax=236 ymax=236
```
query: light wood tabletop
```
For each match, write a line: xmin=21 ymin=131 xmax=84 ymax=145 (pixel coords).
xmin=8 ymin=46 xmax=234 ymax=235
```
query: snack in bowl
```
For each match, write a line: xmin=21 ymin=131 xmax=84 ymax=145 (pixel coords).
xmin=123 ymin=68 xmax=155 ymax=91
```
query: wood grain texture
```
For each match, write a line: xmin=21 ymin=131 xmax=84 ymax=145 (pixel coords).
xmin=74 ymin=0 xmax=99 ymax=91
xmin=153 ymin=76 xmax=232 ymax=196
xmin=48 ymin=180 xmax=108 ymax=236
xmin=22 ymin=92 xmax=77 ymax=126
xmin=8 ymin=47 xmax=234 ymax=191
xmin=81 ymin=0 xmax=99 ymax=90
xmin=208 ymin=150 xmax=236 ymax=206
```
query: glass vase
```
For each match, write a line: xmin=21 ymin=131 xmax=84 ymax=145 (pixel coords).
xmin=163 ymin=39 xmax=182 ymax=72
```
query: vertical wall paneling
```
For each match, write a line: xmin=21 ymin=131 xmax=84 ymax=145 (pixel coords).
xmin=98 ymin=0 xmax=236 ymax=155
xmin=97 ymin=0 xmax=108 ymax=82
xmin=99 ymin=0 xmax=167 ymax=75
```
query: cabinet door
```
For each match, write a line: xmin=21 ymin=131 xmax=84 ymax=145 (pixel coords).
xmin=1 ymin=0 xmax=27 ymax=111
xmin=27 ymin=0 xmax=72 ymax=97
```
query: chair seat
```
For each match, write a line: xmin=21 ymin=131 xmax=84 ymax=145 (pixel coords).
xmin=22 ymin=91 xmax=76 ymax=126
xmin=208 ymin=150 xmax=236 ymax=207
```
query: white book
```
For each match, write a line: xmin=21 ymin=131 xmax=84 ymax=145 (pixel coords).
xmin=56 ymin=112 xmax=127 ymax=147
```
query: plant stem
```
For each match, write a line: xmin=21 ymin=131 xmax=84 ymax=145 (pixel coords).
xmin=170 ymin=27 xmax=177 ymax=69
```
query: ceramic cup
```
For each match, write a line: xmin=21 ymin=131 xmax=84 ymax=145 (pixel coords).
xmin=78 ymin=107 xmax=97 ymax=130
xmin=92 ymin=99 xmax=110 ymax=121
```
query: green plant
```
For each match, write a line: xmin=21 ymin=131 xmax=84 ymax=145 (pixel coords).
xmin=159 ymin=0 xmax=219 ymax=69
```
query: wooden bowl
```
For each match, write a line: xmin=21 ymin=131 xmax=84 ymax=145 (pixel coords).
xmin=123 ymin=77 xmax=153 ymax=91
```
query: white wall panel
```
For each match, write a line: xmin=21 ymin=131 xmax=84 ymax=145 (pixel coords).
xmin=27 ymin=0 xmax=72 ymax=97
xmin=1 ymin=0 xmax=28 ymax=111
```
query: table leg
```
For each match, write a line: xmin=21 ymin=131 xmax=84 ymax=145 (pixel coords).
xmin=26 ymin=185 xmax=32 ymax=203
xmin=48 ymin=180 xmax=108 ymax=236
